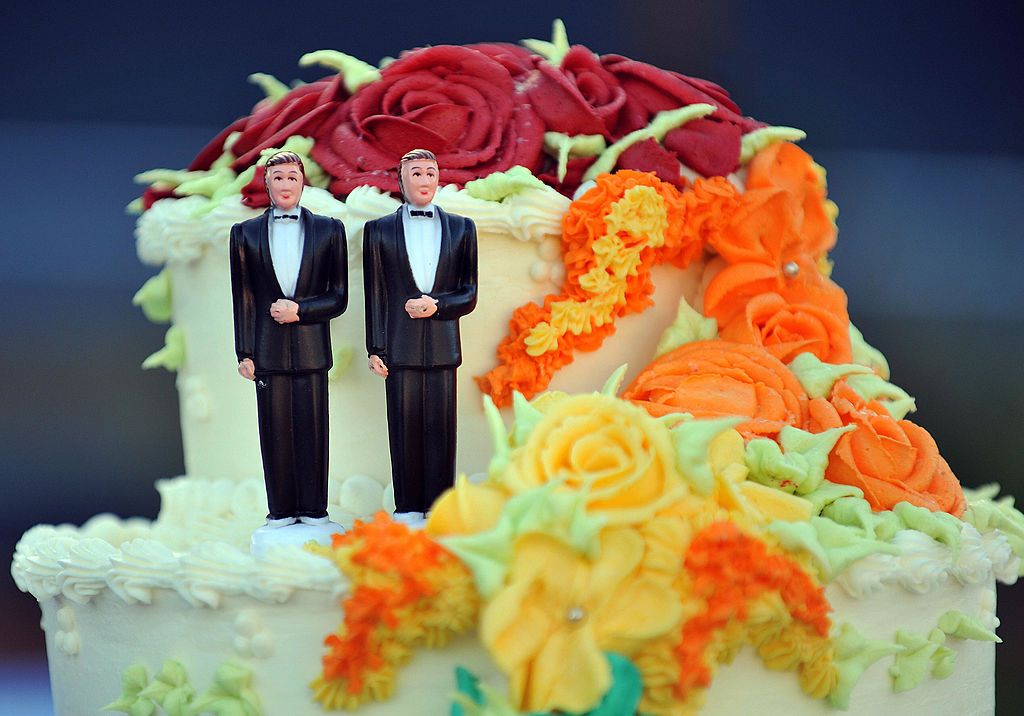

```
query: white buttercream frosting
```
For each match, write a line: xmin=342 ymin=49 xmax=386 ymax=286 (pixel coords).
xmin=251 ymin=547 xmax=344 ymax=603
xmin=57 ymin=538 xmax=119 ymax=605
xmin=175 ymin=541 xmax=256 ymax=608
xmin=835 ymin=523 xmax=1019 ymax=599
xmin=107 ymin=538 xmax=180 ymax=605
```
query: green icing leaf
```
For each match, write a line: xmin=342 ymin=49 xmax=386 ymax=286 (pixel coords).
xmin=247 ymin=72 xmax=290 ymax=102
xmin=521 ymin=19 xmax=571 ymax=66
xmin=510 ymin=391 xmax=546 ymax=447
xmin=134 ymin=168 xmax=218 ymax=191
xmin=820 ymin=497 xmax=875 ymax=534
xmin=138 ymin=660 xmax=193 ymax=715
xmin=483 ymin=395 xmax=512 ymax=478
xmin=828 ymin=623 xmax=905 ymax=710
xmin=600 ymin=364 xmax=628 ymax=398
xmin=765 ymin=520 xmax=831 ymax=577
xmin=103 ymin=664 xmax=156 ymax=716
xmin=299 ymin=50 xmax=381 ymax=94
xmin=669 ymin=416 xmax=743 ymax=495
xmin=889 ymin=630 xmax=945 ymax=693
xmin=739 ymin=126 xmax=807 ymax=164
xmin=189 ymin=661 xmax=261 ymax=716
xmin=327 ymin=343 xmax=354 ymax=381
xmin=801 ymin=481 xmax=864 ymax=515
xmin=937 ymin=611 xmax=1001 ymax=643
xmin=844 ymin=373 xmax=916 ymax=420
xmin=892 ymin=502 xmax=962 ymax=554
xmin=810 ymin=517 xmax=899 ymax=579
xmin=175 ymin=167 xmax=238 ymax=199
xmin=849 ymin=323 xmax=890 ymax=380
xmin=464 ymin=166 xmax=550 ymax=201
xmin=961 ymin=484 xmax=1024 ymax=572
xmin=441 ymin=483 xmax=605 ymax=599
xmin=543 ymin=132 xmax=607 ymax=182
xmin=142 ymin=325 xmax=185 ymax=372
xmin=819 ymin=497 xmax=908 ymax=543
xmin=583 ymin=104 xmax=716 ymax=182
xmin=133 ymin=268 xmax=173 ymax=324
xmin=786 ymin=352 xmax=872 ymax=399
xmin=654 ymin=296 xmax=718 ymax=358
xmin=126 ymin=197 xmax=145 ymax=215
xmin=744 ymin=425 xmax=854 ymax=495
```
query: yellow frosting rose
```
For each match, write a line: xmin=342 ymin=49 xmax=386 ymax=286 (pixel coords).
xmin=498 ymin=393 xmax=688 ymax=525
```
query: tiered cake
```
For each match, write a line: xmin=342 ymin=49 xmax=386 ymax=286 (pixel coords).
xmin=12 ymin=22 xmax=1024 ymax=716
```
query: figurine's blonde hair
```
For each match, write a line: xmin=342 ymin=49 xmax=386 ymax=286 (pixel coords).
xmin=397 ymin=148 xmax=438 ymax=201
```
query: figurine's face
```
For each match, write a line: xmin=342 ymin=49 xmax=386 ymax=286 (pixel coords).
xmin=266 ymin=163 xmax=304 ymax=210
xmin=401 ymin=160 xmax=439 ymax=207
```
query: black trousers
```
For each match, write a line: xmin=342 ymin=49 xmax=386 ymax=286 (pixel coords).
xmin=254 ymin=370 xmax=329 ymax=519
xmin=385 ymin=367 xmax=456 ymax=513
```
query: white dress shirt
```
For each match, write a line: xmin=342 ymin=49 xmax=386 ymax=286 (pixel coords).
xmin=402 ymin=203 xmax=442 ymax=294
xmin=269 ymin=207 xmax=304 ymax=298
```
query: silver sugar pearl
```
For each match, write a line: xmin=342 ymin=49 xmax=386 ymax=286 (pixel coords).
xmin=783 ymin=261 xmax=800 ymax=277
xmin=566 ymin=606 xmax=586 ymax=623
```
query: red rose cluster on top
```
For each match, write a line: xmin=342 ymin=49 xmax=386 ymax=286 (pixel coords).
xmin=183 ymin=40 xmax=765 ymax=200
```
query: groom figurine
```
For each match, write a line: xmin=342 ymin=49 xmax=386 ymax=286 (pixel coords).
xmin=229 ymin=151 xmax=348 ymax=540
xmin=363 ymin=149 xmax=478 ymax=527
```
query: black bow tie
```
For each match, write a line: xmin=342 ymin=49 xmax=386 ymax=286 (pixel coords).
xmin=409 ymin=209 xmax=433 ymax=218
xmin=273 ymin=214 xmax=299 ymax=221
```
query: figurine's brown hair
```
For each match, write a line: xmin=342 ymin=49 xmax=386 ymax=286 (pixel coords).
xmin=265 ymin=151 xmax=306 ymax=174
xmin=263 ymin=151 xmax=306 ymax=205
xmin=397 ymin=148 xmax=438 ymax=201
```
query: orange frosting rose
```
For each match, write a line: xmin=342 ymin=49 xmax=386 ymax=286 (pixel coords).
xmin=718 ymin=279 xmax=852 ymax=364
xmin=623 ymin=340 xmax=809 ymax=439
xmin=807 ymin=381 xmax=965 ymax=516
xmin=744 ymin=142 xmax=837 ymax=260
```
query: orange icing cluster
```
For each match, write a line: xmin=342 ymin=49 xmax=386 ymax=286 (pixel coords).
xmin=674 ymin=521 xmax=834 ymax=704
xmin=308 ymin=513 xmax=479 ymax=710
xmin=477 ymin=142 xmax=848 ymax=406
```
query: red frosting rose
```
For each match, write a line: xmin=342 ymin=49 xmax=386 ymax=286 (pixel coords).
xmin=601 ymin=55 xmax=764 ymax=176
xmin=311 ymin=45 xmax=545 ymax=196
xmin=525 ymin=45 xmax=627 ymax=138
xmin=188 ymin=76 xmax=349 ymax=172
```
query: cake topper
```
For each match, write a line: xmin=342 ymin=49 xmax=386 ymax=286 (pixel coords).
xmin=229 ymin=150 xmax=349 ymax=554
xmin=363 ymin=149 xmax=479 ymax=528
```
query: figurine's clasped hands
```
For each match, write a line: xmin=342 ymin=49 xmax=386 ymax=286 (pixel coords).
xmin=405 ymin=294 xmax=438 ymax=319
xmin=270 ymin=299 xmax=300 ymax=324
xmin=238 ymin=358 xmax=256 ymax=381
xmin=368 ymin=354 xmax=388 ymax=378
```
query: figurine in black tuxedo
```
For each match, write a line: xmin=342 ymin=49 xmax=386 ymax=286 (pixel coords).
xmin=363 ymin=149 xmax=478 ymax=525
xmin=229 ymin=151 xmax=348 ymax=528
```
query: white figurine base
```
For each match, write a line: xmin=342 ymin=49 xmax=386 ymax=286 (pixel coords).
xmin=250 ymin=520 xmax=345 ymax=557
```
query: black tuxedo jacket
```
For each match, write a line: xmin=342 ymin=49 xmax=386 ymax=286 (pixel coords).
xmin=229 ymin=207 xmax=348 ymax=373
xmin=363 ymin=206 xmax=477 ymax=368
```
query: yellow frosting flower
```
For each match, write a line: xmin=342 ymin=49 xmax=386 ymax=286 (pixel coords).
xmin=426 ymin=475 xmax=508 ymax=538
xmin=499 ymin=393 xmax=688 ymax=525
xmin=525 ymin=321 xmax=560 ymax=356
xmin=480 ymin=528 xmax=682 ymax=713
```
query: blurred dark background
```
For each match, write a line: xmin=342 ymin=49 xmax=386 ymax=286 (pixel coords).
xmin=2 ymin=1 xmax=1021 ymax=713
